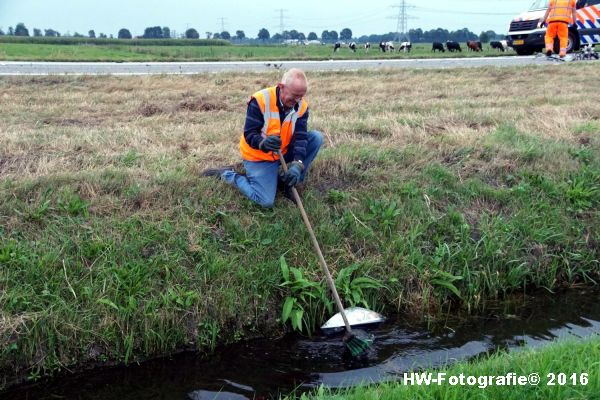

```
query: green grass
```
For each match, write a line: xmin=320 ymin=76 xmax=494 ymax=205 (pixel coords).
xmin=0 ymin=42 xmax=516 ymax=62
xmin=0 ymin=69 xmax=599 ymax=389
xmin=295 ymin=335 xmax=600 ymax=400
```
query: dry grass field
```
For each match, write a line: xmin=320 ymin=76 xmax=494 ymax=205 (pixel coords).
xmin=1 ymin=67 xmax=597 ymax=184
xmin=1 ymin=65 xmax=599 ymax=386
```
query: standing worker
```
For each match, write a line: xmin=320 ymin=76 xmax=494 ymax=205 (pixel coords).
xmin=540 ymin=0 xmax=578 ymax=59
xmin=202 ymin=68 xmax=323 ymax=208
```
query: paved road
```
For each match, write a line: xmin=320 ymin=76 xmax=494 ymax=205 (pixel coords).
xmin=0 ymin=56 xmax=544 ymax=75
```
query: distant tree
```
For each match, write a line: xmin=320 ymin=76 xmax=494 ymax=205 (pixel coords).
xmin=144 ymin=26 xmax=163 ymax=38
xmin=33 ymin=28 xmax=42 ymax=37
xmin=329 ymin=30 xmax=338 ymax=41
xmin=298 ymin=32 xmax=306 ymax=41
xmin=307 ymin=32 xmax=317 ymax=41
xmin=73 ymin=32 xmax=85 ymax=38
xmin=321 ymin=30 xmax=330 ymax=42
xmin=235 ymin=30 xmax=245 ymax=40
xmin=185 ymin=28 xmax=200 ymax=39
xmin=205 ymin=32 xmax=212 ymax=39
xmin=44 ymin=29 xmax=60 ymax=37
xmin=162 ymin=26 xmax=171 ymax=39
xmin=118 ymin=28 xmax=132 ymax=39
xmin=88 ymin=30 xmax=96 ymax=38
xmin=258 ymin=28 xmax=270 ymax=41
xmin=340 ymin=28 xmax=352 ymax=41
xmin=99 ymin=33 xmax=107 ymax=38
xmin=408 ymin=28 xmax=424 ymax=42
xmin=482 ymin=30 xmax=498 ymax=41
xmin=0 ymin=29 xmax=4 ymax=36
xmin=109 ymin=34 xmax=114 ymax=39
xmin=220 ymin=31 xmax=231 ymax=40
xmin=282 ymin=30 xmax=291 ymax=40
xmin=289 ymin=29 xmax=300 ymax=40
xmin=213 ymin=32 xmax=221 ymax=39
xmin=15 ymin=23 xmax=29 ymax=36
xmin=479 ymin=31 xmax=490 ymax=43
xmin=8 ymin=27 xmax=14 ymax=36
xmin=450 ymin=27 xmax=477 ymax=42
xmin=272 ymin=33 xmax=282 ymax=42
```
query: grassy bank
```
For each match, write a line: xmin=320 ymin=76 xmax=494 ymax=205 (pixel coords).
xmin=0 ymin=41 xmax=516 ymax=62
xmin=296 ymin=335 xmax=600 ymax=400
xmin=1 ymin=66 xmax=599 ymax=388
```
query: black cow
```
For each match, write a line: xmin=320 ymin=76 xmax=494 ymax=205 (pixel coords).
xmin=490 ymin=41 xmax=505 ymax=51
xmin=349 ymin=42 xmax=357 ymax=52
xmin=333 ymin=42 xmax=341 ymax=52
xmin=446 ymin=41 xmax=462 ymax=52
xmin=432 ymin=42 xmax=445 ymax=52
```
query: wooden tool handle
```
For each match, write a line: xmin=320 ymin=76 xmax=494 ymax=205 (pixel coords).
xmin=277 ymin=151 xmax=352 ymax=333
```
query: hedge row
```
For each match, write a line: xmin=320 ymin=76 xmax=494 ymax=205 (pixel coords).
xmin=0 ymin=36 xmax=230 ymax=46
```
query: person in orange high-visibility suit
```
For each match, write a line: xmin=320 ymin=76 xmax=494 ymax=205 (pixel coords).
xmin=201 ymin=68 xmax=324 ymax=208
xmin=540 ymin=0 xmax=577 ymax=58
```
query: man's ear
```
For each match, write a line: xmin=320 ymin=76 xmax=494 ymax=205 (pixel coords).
xmin=277 ymin=83 xmax=284 ymax=90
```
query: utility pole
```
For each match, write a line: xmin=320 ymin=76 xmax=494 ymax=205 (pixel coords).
xmin=218 ymin=17 xmax=227 ymax=33
xmin=276 ymin=9 xmax=288 ymax=35
xmin=390 ymin=1 xmax=416 ymax=42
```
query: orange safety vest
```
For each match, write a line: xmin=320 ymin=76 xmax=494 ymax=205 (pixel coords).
xmin=239 ymin=86 xmax=309 ymax=162
xmin=547 ymin=0 xmax=576 ymax=23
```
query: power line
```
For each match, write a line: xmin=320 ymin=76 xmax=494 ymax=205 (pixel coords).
xmin=413 ymin=6 xmax=516 ymax=16
xmin=390 ymin=1 xmax=417 ymax=42
xmin=276 ymin=9 xmax=289 ymax=34
xmin=218 ymin=17 xmax=227 ymax=33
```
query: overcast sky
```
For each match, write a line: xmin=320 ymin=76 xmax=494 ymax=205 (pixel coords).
xmin=0 ymin=0 xmax=537 ymax=38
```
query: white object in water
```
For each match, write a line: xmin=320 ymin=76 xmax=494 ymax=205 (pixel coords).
xmin=320 ymin=307 xmax=385 ymax=335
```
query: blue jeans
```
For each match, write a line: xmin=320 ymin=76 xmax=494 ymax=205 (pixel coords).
xmin=222 ymin=130 xmax=323 ymax=208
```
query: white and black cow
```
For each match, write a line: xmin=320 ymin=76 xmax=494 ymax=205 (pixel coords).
xmin=333 ymin=42 xmax=341 ymax=52
xmin=349 ymin=42 xmax=357 ymax=52
xmin=365 ymin=42 xmax=371 ymax=52
xmin=399 ymin=41 xmax=412 ymax=52
xmin=379 ymin=41 xmax=395 ymax=52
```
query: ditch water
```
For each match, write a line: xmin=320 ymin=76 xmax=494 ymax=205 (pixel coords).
xmin=4 ymin=289 xmax=600 ymax=400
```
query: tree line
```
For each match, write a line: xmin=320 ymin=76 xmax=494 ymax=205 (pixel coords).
xmin=0 ymin=23 xmax=504 ymax=43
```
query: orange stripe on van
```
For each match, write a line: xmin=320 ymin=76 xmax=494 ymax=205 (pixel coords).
xmin=588 ymin=6 xmax=600 ymax=19
xmin=581 ymin=8 xmax=596 ymax=23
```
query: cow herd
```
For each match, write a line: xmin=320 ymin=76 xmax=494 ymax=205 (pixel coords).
xmin=431 ymin=40 xmax=511 ymax=53
xmin=334 ymin=40 xmax=511 ymax=53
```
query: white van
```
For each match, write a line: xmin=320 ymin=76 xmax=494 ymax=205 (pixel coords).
xmin=507 ymin=0 xmax=600 ymax=55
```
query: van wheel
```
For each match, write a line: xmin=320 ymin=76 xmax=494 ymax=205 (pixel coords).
xmin=555 ymin=31 xmax=579 ymax=53
xmin=567 ymin=30 xmax=578 ymax=53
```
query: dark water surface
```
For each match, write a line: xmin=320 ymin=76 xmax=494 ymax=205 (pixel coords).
xmin=3 ymin=289 xmax=599 ymax=400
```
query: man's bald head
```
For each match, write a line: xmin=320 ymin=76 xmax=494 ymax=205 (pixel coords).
xmin=278 ymin=68 xmax=308 ymax=108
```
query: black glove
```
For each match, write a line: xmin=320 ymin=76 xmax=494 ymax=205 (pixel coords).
xmin=282 ymin=161 xmax=303 ymax=187
xmin=259 ymin=136 xmax=281 ymax=153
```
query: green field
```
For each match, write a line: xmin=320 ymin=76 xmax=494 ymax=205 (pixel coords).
xmin=1 ymin=65 xmax=599 ymax=389
xmin=0 ymin=42 xmax=515 ymax=62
